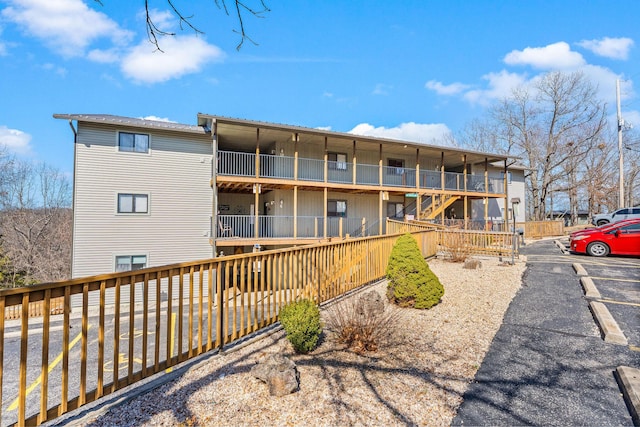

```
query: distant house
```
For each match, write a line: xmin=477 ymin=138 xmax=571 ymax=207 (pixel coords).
xmin=54 ymin=113 xmax=519 ymax=278
xmin=548 ymin=210 xmax=591 ymax=226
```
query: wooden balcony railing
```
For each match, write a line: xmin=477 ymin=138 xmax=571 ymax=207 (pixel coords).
xmin=217 ymin=151 xmax=505 ymax=194
xmin=0 ymin=231 xmax=438 ymax=426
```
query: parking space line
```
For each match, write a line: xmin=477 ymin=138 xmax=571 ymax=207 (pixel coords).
xmin=589 ymin=277 xmax=640 ymax=284
xmin=8 ymin=325 xmax=91 ymax=411
xmin=598 ymin=298 xmax=640 ymax=308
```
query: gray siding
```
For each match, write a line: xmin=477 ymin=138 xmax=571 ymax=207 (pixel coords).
xmin=73 ymin=123 xmax=213 ymax=278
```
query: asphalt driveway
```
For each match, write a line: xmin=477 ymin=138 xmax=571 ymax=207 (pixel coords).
xmin=452 ymin=239 xmax=640 ymax=426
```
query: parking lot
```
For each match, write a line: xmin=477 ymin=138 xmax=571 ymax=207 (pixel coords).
xmin=559 ymin=238 xmax=640 ymax=350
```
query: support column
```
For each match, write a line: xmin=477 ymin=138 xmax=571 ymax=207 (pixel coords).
xmin=294 ymin=133 xmax=299 ymax=180
xmin=379 ymin=144 xmax=383 ymax=187
xmin=484 ymin=158 xmax=489 ymax=230
xmin=463 ymin=154 xmax=468 ymax=229
xmin=440 ymin=152 xmax=445 ymax=224
xmin=323 ymin=188 xmax=328 ymax=238
xmin=352 ymin=140 xmax=357 ymax=185
xmin=379 ymin=190 xmax=384 ymax=235
xmin=293 ymin=186 xmax=298 ymax=238
xmin=504 ymin=159 xmax=510 ymax=232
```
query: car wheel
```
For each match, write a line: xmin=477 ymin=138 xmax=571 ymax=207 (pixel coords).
xmin=596 ymin=219 xmax=609 ymax=226
xmin=587 ymin=242 xmax=610 ymax=257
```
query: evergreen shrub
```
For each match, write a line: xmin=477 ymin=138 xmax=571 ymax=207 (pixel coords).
xmin=386 ymin=234 xmax=444 ymax=309
xmin=278 ymin=299 xmax=322 ymax=353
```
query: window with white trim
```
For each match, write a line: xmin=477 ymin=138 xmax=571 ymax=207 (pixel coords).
xmin=118 ymin=132 xmax=149 ymax=153
xmin=328 ymin=199 xmax=347 ymax=217
xmin=328 ymin=152 xmax=347 ymax=170
xmin=118 ymin=193 xmax=148 ymax=214
xmin=115 ymin=255 xmax=147 ymax=272
xmin=500 ymin=171 xmax=512 ymax=184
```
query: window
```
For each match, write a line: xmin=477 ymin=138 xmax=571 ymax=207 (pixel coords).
xmin=118 ymin=193 xmax=148 ymax=214
xmin=118 ymin=132 xmax=149 ymax=153
xmin=500 ymin=171 xmax=513 ymax=184
xmin=613 ymin=208 xmax=629 ymax=217
xmin=388 ymin=159 xmax=404 ymax=175
xmin=387 ymin=202 xmax=404 ymax=219
xmin=328 ymin=152 xmax=347 ymax=170
xmin=327 ymin=199 xmax=347 ymax=217
xmin=115 ymin=255 xmax=147 ymax=272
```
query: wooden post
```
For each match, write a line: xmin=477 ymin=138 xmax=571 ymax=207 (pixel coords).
xmin=504 ymin=159 xmax=510 ymax=232
xmin=463 ymin=154 xmax=468 ymax=229
xmin=293 ymin=186 xmax=298 ymax=238
xmin=352 ymin=140 xmax=357 ymax=185
xmin=484 ymin=158 xmax=489 ymax=230
xmin=440 ymin=152 xmax=445 ymax=224
xmin=294 ymin=133 xmax=298 ymax=180
xmin=323 ymin=188 xmax=328 ymax=238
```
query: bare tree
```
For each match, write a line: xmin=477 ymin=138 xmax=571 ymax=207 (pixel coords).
xmin=485 ymin=71 xmax=607 ymax=221
xmin=96 ymin=0 xmax=270 ymax=51
xmin=0 ymin=160 xmax=72 ymax=287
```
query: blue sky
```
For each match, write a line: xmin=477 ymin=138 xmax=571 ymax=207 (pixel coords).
xmin=1 ymin=0 xmax=639 ymax=176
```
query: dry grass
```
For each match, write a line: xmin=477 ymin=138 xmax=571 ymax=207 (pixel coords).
xmin=84 ymin=256 xmax=527 ymax=427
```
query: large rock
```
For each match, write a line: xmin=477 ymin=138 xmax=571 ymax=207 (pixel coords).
xmin=356 ymin=290 xmax=385 ymax=317
xmin=251 ymin=353 xmax=299 ymax=397
xmin=464 ymin=258 xmax=482 ymax=270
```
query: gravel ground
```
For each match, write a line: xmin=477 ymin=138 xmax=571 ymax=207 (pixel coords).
xmin=84 ymin=255 xmax=527 ymax=427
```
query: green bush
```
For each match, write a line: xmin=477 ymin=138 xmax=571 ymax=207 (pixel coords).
xmin=386 ymin=234 xmax=444 ymax=309
xmin=279 ymin=299 xmax=322 ymax=353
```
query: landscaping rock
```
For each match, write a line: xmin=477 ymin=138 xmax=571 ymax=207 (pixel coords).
xmin=357 ymin=290 xmax=385 ymax=317
xmin=251 ymin=353 xmax=299 ymax=397
xmin=464 ymin=258 xmax=482 ymax=270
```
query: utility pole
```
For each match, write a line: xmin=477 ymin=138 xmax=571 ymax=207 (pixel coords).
xmin=617 ymin=79 xmax=625 ymax=208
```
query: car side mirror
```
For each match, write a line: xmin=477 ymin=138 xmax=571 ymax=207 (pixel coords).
xmin=615 ymin=229 xmax=621 ymax=237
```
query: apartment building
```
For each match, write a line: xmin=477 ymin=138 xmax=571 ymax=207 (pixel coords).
xmin=54 ymin=113 xmax=519 ymax=278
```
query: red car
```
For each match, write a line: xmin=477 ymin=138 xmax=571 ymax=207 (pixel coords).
xmin=570 ymin=219 xmax=640 ymax=257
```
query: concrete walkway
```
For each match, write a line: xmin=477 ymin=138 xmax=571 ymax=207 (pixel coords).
xmin=453 ymin=239 xmax=640 ymax=426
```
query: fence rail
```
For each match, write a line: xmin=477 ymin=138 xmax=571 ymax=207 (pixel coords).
xmin=0 ymin=231 xmax=438 ymax=426
xmin=515 ymin=220 xmax=564 ymax=239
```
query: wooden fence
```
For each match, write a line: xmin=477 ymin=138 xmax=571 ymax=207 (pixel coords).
xmin=437 ymin=229 xmax=518 ymax=258
xmin=515 ymin=220 xmax=564 ymax=239
xmin=0 ymin=231 xmax=438 ymax=426
xmin=388 ymin=219 xmax=518 ymax=258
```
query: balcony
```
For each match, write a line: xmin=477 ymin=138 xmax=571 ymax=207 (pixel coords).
xmin=217 ymin=151 xmax=505 ymax=194
xmin=216 ymin=215 xmax=376 ymax=241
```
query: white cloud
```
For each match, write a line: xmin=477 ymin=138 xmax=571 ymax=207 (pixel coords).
xmin=504 ymin=42 xmax=585 ymax=69
xmin=87 ymin=48 xmax=121 ymax=64
xmin=323 ymin=91 xmax=334 ymax=98
xmin=348 ymin=122 xmax=451 ymax=145
xmin=2 ymin=0 xmax=133 ymax=57
xmin=315 ymin=126 xmax=332 ymax=131
xmin=578 ymin=37 xmax=634 ymax=60
xmin=0 ymin=40 xmax=6 ymax=56
xmin=145 ymin=9 xmax=176 ymax=32
xmin=372 ymin=83 xmax=392 ymax=96
xmin=42 ymin=62 xmax=67 ymax=76
xmin=121 ymin=36 xmax=224 ymax=84
xmin=623 ymin=110 xmax=640 ymax=130
xmin=140 ymin=116 xmax=175 ymax=122
xmin=425 ymin=80 xmax=470 ymax=96
xmin=0 ymin=126 xmax=32 ymax=155
xmin=463 ymin=70 xmax=528 ymax=105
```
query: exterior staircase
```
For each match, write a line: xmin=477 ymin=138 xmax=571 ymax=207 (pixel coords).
xmin=420 ymin=194 xmax=460 ymax=219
